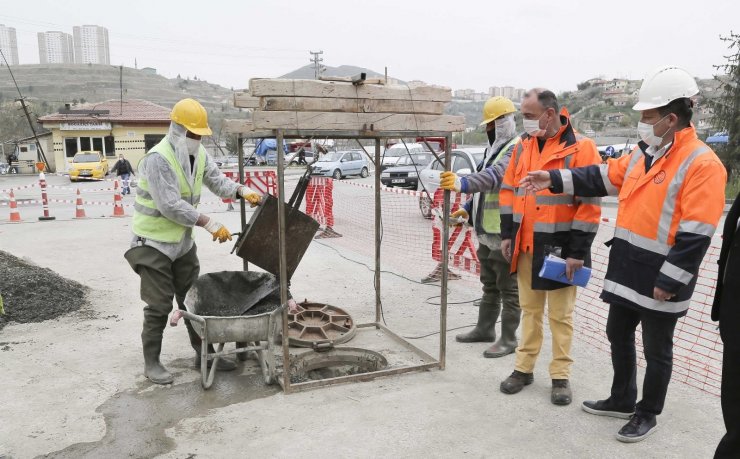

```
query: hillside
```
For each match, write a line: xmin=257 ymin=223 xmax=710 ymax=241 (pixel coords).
xmin=280 ymin=64 xmax=392 ymax=81
xmin=0 ymin=64 xmax=237 ymax=112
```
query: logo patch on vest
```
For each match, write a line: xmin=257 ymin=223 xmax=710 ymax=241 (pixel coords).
xmin=653 ymin=170 xmax=667 ymax=184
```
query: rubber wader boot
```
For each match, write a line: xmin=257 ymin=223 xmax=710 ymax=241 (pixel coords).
xmin=456 ymin=303 xmax=498 ymax=343
xmin=483 ymin=316 xmax=518 ymax=358
xmin=143 ymin=338 xmax=173 ymax=385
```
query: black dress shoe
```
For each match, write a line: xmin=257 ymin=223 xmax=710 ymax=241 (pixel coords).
xmin=500 ymin=370 xmax=534 ymax=394
xmin=582 ymin=399 xmax=635 ymax=419
xmin=616 ymin=414 xmax=658 ymax=443
xmin=551 ymin=379 xmax=572 ymax=406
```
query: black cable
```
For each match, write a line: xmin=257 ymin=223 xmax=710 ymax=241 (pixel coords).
xmin=403 ymin=324 xmax=476 ymax=340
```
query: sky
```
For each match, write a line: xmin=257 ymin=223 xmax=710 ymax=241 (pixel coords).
xmin=1 ymin=0 xmax=738 ymax=93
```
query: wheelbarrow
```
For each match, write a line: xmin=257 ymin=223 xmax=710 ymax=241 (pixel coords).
xmin=170 ymin=271 xmax=282 ymax=389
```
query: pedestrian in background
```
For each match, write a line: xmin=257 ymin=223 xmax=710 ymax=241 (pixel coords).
xmin=111 ymin=154 xmax=135 ymax=195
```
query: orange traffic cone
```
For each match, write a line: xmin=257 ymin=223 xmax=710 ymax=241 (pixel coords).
xmin=8 ymin=190 xmax=21 ymax=223
xmin=75 ymin=188 xmax=87 ymax=219
xmin=112 ymin=180 xmax=125 ymax=217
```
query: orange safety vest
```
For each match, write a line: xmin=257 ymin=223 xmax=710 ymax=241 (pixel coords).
xmin=597 ymin=125 xmax=726 ymax=314
xmin=500 ymin=108 xmax=602 ymax=290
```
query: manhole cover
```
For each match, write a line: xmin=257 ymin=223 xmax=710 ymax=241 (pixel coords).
xmin=290 ymin=348 xmax=388 ymax=383
xmin=287 ymin=301 xmax=356 ymax=347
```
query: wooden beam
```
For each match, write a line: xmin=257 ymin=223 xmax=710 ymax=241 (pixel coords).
xmin=233 ymin=92 xmax=260 ymax=109
xmin=249 ymin=78 xmax=451 ymax=102
xmin=259 ymin=96 xmax=445 ymax=115
xmin=252 ymin=111 xmax=465 ymax=132
xmin=222 ymin=119 xmax=274 ymax=136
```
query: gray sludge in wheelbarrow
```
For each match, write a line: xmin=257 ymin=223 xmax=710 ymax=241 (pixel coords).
xmin=185 ymin=271 xmax=285 ymax=317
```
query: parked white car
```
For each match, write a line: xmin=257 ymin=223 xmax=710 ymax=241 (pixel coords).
xmin=417 ymin=148 xmax=486 ymax=218
xmin=380 ymin=143 xmax=424 ymax=171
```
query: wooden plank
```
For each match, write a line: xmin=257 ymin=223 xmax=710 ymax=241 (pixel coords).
xmin=259 ymin=96 xmax=445 ymax=115
xmin=233 ymin=92 xmax=260 ymax=109
xmin=252 ymin=111 xmax=465 ymax=132
xmin=221 ymin=119 xmax=274 ymax=136
xmin=249 ymin=78 xmax=451 ymax=102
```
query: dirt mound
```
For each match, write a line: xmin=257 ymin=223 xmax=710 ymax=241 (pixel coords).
xmin=0 ymin=250 xmax=90 ymax=330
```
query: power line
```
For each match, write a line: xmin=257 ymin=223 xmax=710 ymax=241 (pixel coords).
xmin=309 ymin=50 xmax=325 ymax=80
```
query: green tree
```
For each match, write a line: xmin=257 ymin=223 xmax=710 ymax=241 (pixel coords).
xmin=709 ymin=32 xmax=740 ymax=176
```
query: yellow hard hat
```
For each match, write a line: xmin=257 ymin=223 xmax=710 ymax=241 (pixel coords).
xmin=170 ymin=98 xmax=212 ymax=136
xmin=480 ymin=96 xmax=516 ymax=126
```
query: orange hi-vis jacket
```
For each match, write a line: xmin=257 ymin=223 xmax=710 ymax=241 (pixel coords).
xmin=500 ymin=108 xmax=602 ymax=290
xmin=547 ymin=125 xmax=727 ymax=315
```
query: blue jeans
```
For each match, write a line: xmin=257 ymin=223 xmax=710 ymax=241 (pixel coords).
xmin=606 ymin=303 xmax=679 ymax=416
xmin=121 ymin=173 xmax=131 ymax=194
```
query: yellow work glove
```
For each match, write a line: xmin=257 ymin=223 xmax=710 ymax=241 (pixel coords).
xmin=203 ymin=218 xmax=232 ymax=243
xmin=239 ymin=187 xmax=262 ymax=207
xmin=451 ymin=208 xmax=469 ymax=225
xmin=439 ymin=171 xmax=462 ymax=192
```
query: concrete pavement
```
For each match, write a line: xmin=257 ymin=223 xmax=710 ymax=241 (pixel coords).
xmin=0 ymin=206 xmax=724 ymax=458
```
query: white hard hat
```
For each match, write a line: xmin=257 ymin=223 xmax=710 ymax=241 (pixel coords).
xmin=632 ymin=66 xmax=699 ymax=111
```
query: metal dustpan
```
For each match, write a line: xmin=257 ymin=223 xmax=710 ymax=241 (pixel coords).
xmin=232 ymin=194 xmax=319 ymax=280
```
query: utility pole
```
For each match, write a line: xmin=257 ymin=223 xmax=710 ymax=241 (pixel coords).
xmin=119 ymin=65 xmax=124 ymax=115
xmin=309 ymin=50 xmax=324 ymax=79
xmin=0 ymin=48 xmax=51 ymax=172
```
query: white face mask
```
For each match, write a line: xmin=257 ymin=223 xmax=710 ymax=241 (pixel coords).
xmin=185 ymin=137 xmax=201 ymax=157
xmin=637 ymin=115 xmax=670 ymax=147
xmin=523 ymin=112 xmax=548 ymax=137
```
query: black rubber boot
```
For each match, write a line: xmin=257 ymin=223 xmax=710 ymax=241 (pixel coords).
xmin=483 ymin=312 xmax=518 ymax=358
xmin=456 ymin=303 xmax=499 ymax=343
xmin=141 ymin=312 xmax=173 ymax=385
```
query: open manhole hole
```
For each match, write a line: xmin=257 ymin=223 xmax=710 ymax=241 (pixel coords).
xmin=290 ymin=348 xmax=388 ymax=383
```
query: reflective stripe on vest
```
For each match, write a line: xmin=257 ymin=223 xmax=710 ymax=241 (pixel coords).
xmin=133 ymin=137 xmax=206 ymax=243
xmin=479 ymin=137 xmax=520 ymax=234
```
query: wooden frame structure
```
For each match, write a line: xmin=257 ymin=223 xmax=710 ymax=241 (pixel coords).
xmin=226 ymin=77 xmax=461 ymax=393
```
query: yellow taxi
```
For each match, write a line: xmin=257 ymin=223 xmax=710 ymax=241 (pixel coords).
xmin=69 ymin=151 xmax=109 ymax=181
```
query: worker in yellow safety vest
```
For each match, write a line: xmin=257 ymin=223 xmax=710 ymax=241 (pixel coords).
xmin=439 ymin=97 xmax=522 ymax=358
xmin=125 ymin=98 xmax=261 ymax=385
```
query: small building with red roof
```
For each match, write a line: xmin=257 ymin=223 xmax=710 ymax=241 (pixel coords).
xmin=38 ymin=99 xmax=171 ymax=172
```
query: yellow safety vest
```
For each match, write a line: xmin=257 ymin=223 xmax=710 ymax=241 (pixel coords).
xmin=133 ymin=137 xmax=206 ymax=243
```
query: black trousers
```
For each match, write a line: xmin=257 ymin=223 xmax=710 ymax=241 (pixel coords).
xmin=606 ymin=303 xmax=679 ymax=416
xmin=715 ymin=345 xmax=740 ymax=458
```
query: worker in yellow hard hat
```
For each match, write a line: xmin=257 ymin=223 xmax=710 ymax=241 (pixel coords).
xmin=438 ymin=96 xmax=522 ymax=358
xmin=124 ymin=98 xmax=262 ymax=385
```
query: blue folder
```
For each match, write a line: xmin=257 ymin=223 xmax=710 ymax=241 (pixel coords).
xmin=538 ymin=254 xmax=592 ymax=287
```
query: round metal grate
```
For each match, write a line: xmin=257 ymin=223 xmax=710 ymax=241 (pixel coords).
xmin=287 ymin=301 xmax=356 ymax=347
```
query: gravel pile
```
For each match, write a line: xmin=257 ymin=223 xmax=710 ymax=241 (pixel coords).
xmin=0 ymin=250 xmax=89 ymax=330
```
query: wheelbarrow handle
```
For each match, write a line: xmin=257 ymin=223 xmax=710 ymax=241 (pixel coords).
xmin=169 ymin=309 xmax=205 ymax=327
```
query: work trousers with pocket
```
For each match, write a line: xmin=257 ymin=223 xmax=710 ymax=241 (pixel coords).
xmin=125 ymin=244 xmax=201 ymax=350
xmin=478 ymin=243 xmax=520 ymax=331
xmin=514 ymin=253 xmax=577 ymax=379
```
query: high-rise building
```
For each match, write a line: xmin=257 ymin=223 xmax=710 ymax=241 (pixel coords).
xmin=0 ymin=24 xmax=19 ymax=65
xmin=73 ymin=25 xmax=109 ymax=64
xmin=38 ymin=31 xmax=74 ymax=64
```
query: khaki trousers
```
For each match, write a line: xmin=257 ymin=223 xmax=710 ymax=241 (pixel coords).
xmin=514 ymin=253 xmax=577 ymax=379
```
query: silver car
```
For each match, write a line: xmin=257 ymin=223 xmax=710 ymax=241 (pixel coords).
xmin=310 ymin=150 xmax=370 ymax=179
xmin=417 ymin=148 xmax=486 ymax=218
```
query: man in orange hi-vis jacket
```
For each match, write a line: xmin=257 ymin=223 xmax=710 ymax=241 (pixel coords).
xmin=498 ymin=89 xmax=602 ymax=407
xmin=520 ymin=66 xmax=727 ymax=443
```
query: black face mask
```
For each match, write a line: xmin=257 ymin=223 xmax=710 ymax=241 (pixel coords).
xmin=487 ymin=128 xmax=496 ymax=145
